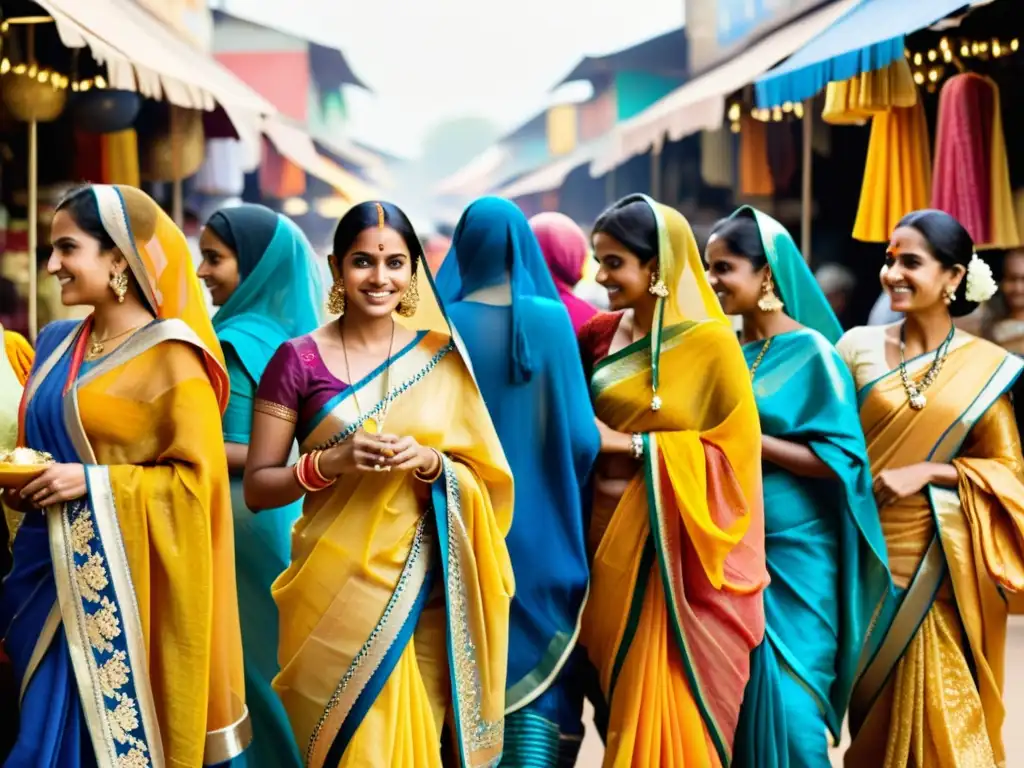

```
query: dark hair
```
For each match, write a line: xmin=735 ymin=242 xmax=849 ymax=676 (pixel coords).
xmin=896 ymin=209 xmax=976 ymax=317
xmin=332 ymin=201 xmax=422 ymax=273
xmin=55 ymin=186 xmax=117 ymax=251
xmin=592 ymin=195 xmax=658 ymax=264
xmin=709 ymin=212 xmax=768 ymax=269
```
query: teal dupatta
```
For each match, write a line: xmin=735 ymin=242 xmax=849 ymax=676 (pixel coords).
xmin=730 ymin=207 xmax=891 ymax=767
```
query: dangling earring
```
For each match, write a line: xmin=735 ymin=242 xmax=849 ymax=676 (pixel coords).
xmin=109 ymin=270 xmax=128 ymax=303
xmin=758 ymin=273 xmax=784 ymax=313
xmin=397 ymin=271 xmax=420 ymax=318
xmin=327 ymin=279 xmax=346 ymax=315
xmin=648 ymin=269 xmax=669 ymax=298
xmin=943 ymin=284 xmax=957 ymax=305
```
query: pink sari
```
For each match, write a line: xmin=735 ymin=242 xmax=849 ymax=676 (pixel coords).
xmin=530 ymin=212 xmax=598 ymax=332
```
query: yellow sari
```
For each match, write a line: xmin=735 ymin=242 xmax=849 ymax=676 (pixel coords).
xmin=264 ymin=262 xmax=514 ymax=767
xmin=580 ymin=196 xmax=767 ymax=767
xmin=6 ymin=185 xmax=247 ymax=767
xmin=839 ymin=325 xmax=1024 ymax=766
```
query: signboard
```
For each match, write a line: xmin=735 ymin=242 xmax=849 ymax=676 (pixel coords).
xmin=685 ymin=0 xmax=835 ymax=73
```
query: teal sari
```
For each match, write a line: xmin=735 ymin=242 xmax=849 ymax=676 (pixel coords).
xmin=207 ymin=205 xmax=326 ymax=768
xmin=729 ymin=207 xmax=891 ymax=768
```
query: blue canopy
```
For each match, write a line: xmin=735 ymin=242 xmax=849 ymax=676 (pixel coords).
xmin=755 ymin=0 xmax=970 ymax=108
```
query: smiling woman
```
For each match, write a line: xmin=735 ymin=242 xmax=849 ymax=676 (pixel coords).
xmin=244 ymin=201 xmax=514 ymax=768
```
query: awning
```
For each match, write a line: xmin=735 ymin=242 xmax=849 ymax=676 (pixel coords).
xmin=263 ymin=117 xmax=378 ymax=203
xmin=498 ymin=141 xmax=604 ymax=199
xmin=755 ymin=0 xmax=973 ymax=108
xmin=590 ymin=0 xmax=860 ymax=177
xmin=435 ymin=145 xmax=511 ymax=197
xmin=36 ymin=0 xmax=276 ymax=162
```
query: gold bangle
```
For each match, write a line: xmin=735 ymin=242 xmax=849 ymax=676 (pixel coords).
xmin=414 ymin=448 xmax=444 ymax=483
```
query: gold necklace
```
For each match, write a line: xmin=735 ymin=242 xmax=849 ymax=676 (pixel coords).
xmin=340 ymin=319 xmax=396 ymax=434
xmin=748 ymin=337 xmax=773 ymax=381
xmin=86 ymin=324 xmax=144 ymax=361
xmin=898 ymin=323 xmax=954 ymax=410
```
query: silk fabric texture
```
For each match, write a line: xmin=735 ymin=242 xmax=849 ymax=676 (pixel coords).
xmin=268 ymin=241 xmax=515 ymax=767
xmin=438 ymin=198 xmax=600 ymax=763
xmin=580 ymin=195 xmax=768 ymax=767
xmin=838 ymin=326 xmax=1024 ymax=767
xmin=1 ymin=184 xmax=248 ymax=767
xmin=726 ymin=207 xmax=891 ymax=768
xmin=207 ymin=204 xmax=326 ymax=768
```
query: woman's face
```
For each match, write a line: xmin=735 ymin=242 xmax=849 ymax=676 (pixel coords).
xmin=1001 ymin=250 xmax=1024 ymax=314
xmin=48 ymin=209 xmax=122 ymax=308
xmin=197 ymin=227 xmax=240 ymax=306
xmin=704 ymin=234 xmax=765 ymax=315
xmin=331 ymin=225 xmax=412 ymax=319
xmin=882 ymin=226 xmax=963 ymax=315
xmin=592 ymin=231 xmax=654 ymax=312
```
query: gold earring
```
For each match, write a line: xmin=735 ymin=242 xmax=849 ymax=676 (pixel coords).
xmin=943 ymin=285 xmax=957 ymax=305
xmin=648 ymin=269 xmax=669 ymax=298
xmin=758 ymin=274 xmax=784 ymax=313
xmin=327 ymin=279 xmax=346 ymax=315
xmin=110 ymin=271 xmax=128 ymax=303
xmin=397 ymin=271 xmax=420 ymax=318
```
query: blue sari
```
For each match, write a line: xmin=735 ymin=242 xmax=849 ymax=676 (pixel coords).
xmin=728 ymin=208 xmax=891 ymax=768
xmin=207 ymin=206 xmax=325 ymax=768
xmin=437 ymin=197 xmax=599 ymax=766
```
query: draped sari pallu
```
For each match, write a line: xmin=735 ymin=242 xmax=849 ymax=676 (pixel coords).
xmin=582 ymin=319 xmax=767 ymax=767
xmin=5 ymin=318 xmax=248 ymax=767
xmin=848 ymin=340 xmax=1024 ymax=766
xmin=270 ymin=331 xmax=514 ymax=768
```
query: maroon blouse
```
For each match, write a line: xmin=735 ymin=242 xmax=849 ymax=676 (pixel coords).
xmin=577 ymin=311 xmax=623 ymax=381
xmin=256 ymin=334 xmax=349 ymax=427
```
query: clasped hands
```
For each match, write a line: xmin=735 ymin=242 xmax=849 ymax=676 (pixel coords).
xmin=319 ymin=430 xmax=439 ymax=478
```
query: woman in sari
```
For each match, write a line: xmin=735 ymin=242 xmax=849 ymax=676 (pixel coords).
xmin=437 ymin=197 xmax=599 ymax=766
xmin=837 ymin=209 xmax=1024 ymax=766
xmin=198 ymin=204 xmax=325 ymax=768
xmin=704 ymin=207 xmax=890 ymax=766
xmin=529 ymin=212 xmax=598 ymax=332
xmin=576 ymin=194 xmax=767 ymax=767
xmin=244 ymin=201 xmax=513 ymax=768
xmin=0 ymin=184 xmax=249 ymax=766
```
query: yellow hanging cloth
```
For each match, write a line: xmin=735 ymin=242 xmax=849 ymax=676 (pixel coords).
xmin=822 ymin=58 xmax=917 ymax=125
xmin=852 ymin=99 xmax=932 ymax=243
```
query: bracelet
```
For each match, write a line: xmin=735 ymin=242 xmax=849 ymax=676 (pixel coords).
xmin=630 ymin=433 xmax=644 ymax=460
xmin=310 ymin=450 xmax=335 ymax=487
xmin=294 ymin=451 xmax=335 ymax=493
xmin=414 ymin=448 xmax=444 ymax=483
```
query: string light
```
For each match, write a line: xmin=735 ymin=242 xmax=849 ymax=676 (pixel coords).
xmin=0 ymin=58 xmax=98 ymax=92
xmin=905 ymin=37 xmax=1020 ymax=93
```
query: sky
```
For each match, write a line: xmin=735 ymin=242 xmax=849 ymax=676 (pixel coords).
xmin=215 ymin=0 xmax=684 ymax=157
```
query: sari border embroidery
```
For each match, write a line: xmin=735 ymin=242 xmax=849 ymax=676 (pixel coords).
xmin=301 ymin=339 xmax=454 ymax=452
xmin=253 ymin=398 xmax=298 ymax=424
xmin=23 ymin=321 xmax=82 ymax=408
xmin=433 ymin=457 xmax=504 ymax=767
xmin=48 ymin=466 xmax=165 ymax=768
xmin=18 ymin=600 xmax=62 ymax=704
xmin=306 ymin=516 xmax=434 ymax=768
xmin=643 ymin=434 xmax=730 ymax=765
xmin=589 ymin=321 xmax=696 ymax=401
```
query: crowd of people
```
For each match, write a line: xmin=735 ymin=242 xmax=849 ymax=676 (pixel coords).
xmin=0 ymin=183 xmax=1022 ymax=768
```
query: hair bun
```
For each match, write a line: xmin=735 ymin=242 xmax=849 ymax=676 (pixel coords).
xmin=965 ymin=253 xmax=997 ymax=303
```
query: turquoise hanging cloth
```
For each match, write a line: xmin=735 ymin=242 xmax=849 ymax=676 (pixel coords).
xmin=730 ymin=207 xmax=892 ymax=767
xmin=437 ymin=197 xmax=600 ymax=766
xmin=207 ymin=204 xmax=326 ymax=768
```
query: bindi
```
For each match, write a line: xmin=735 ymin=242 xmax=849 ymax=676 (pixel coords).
xmin=375 ymin=202 xmax=385 ymax=251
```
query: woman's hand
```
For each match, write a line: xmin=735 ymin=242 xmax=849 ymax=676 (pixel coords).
xmin=595 ymin=418 xmax=633 ymax=455
xmin=872 ymin=463 xmax=935 ymax=508
xmin=320 ymin=430 xmax=395 ymax=476
xmin=381 ymin=435 xmax=439 ymax=474
xmin=19 ymin=464 xmax=88 ymax=508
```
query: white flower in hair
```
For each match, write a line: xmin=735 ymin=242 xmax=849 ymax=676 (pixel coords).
xmin=965 ymin=252 xmax=998 ymax=303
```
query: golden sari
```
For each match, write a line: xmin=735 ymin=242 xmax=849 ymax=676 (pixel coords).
xmin=580 ymin=196 xmax=767 ymax=767
xmin=839 ymin=325 xmax=1024 ymax=766
xmin=3 ymin=185 xmax=248 ymax=767
xmin=263 ymin=262 xmax=514 ymax=767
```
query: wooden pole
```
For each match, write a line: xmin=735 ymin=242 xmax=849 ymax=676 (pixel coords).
xmin=27 ymin=27 xmax=38 ymax=340
xmin=650 ymin=144 xmax=662 ymax=200
xmin=171 ymin=106 xmax=184 ymax=226
xmin=800 ymin=98 xmax=813 ymax=264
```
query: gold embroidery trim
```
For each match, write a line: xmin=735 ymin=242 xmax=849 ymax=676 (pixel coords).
xmin=254 ymin=398 xmax=298 ymax=424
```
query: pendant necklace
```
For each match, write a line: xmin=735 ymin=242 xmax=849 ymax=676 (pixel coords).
xmin=86 ymin=324 xmax=144 ymax=361
xmin=748 ymin=337 xmax=773 ymax=381
xmin=341 ymin=318 xmax=396 ymax=435
xmin=898 ymin=323 xmax=955 ymax=410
